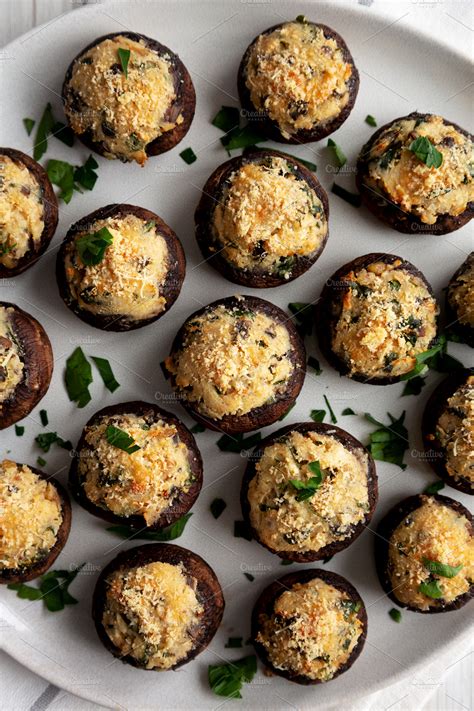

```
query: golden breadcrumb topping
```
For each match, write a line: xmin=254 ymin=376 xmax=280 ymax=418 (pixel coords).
xmin=363 ymin=115 xmax=474 ymax=224
xmin=103 ymin=561 xmax=203 ymax=669
xmin=332 ymin=259 xmax=438 ymax=379
xmin=248 ymin=430 xmax=369 ymax=553
xmin=256 ymin=577 xmax=363 ymax=681
xmin=0 ymin=156 xmax=44 ymax=268
xmin=245 ymin=21 xmax=353 ymax=139
xmin=0 ymin=459 xmax=62 ymax=570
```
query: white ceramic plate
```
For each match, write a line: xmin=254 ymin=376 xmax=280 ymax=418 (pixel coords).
xmin=0 ymin=1 xmax=472 ymax=708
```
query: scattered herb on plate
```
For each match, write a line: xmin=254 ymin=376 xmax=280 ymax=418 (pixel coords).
xmin=208 ymin=655 xmax=257 ymax=699
xmin=37 ymin=456 xmax=46 ymax=467
xmin=210 ymin=498 xmax=227 ymax=519
xmin=365 ymin=115 xmax=377 ymax=127
xmin=65 ymin=347 xmax=93 ymax=408
xmin=389 ymin=608 xmax=401 ymax=623
xmin=331 ymin=182 xmax=362 ymax=207
xmin=39 ymin=409 xmax=48 ymax=426
xmin=310 ymin=409 xmax=326 ymax=423
xmin=327 ymin=138 xmax=347 ymax=168
xmin=212 ymin=106 xmax=240 ymax=134
xmin=217 ymin=431 xmax=261 ymax=453
xmin=365 ymin=411 xmax=408 ymax=469
xmin=35 ymin=432 xmax=72 ymax=453
xmin=401 ymin=375 xmax=426 ymax=397
xmin=225 ymin=637 xmax=243 ymax=648
xmin=324 ymin=395 xmax=337 ymax=423
xmin=33 ymin=103 xmax=55 ymax=160
xmin=234 ymin=520 xmax=252 ymax=541
xmin=15 ymin=425 xmax=24 ymax=436
xmin=23 ymin=117 xmax=35 ymax=135
xmin=47 ymin=154 xmax=99 ymax=203
xmin=180 ymin=147 xmax=197 ymax=164
xmin=107 ymin=513 xmax=192 ymax=541
xmin=424 ymin=481 xmax=444 ymax=495
xmin=8 ymin=564 xmax=85 ymax=612
xmin=190 ymin=422 xmax=206 ymax=434
xmin=91 ymin=356 xmax=120 ymax=393
xmin=342 ymin=408 xmax=355 ymax=416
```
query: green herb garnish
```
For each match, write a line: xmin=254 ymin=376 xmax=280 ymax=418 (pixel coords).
xmin=210 ymin=498 xmax=227 ymax=519
xmin=424 ymin=481 xmax=444 ymax=495
xmin=208 ymin=655 xmax=257 ymax=699
xmin=310 ymin=409 xmax=326 ymax=423
xmin=37 ymin=457 xmax=46 ymax=467
xmin=51 ymin=121 xmax=75 ymax=147
xmin=39 ymin=409 xmax=48 ymax=426
xmin=331 ymin=182 xmax=361 ymax=207
xmin=8 ymin=564 xmax=84 ymax=612
xmin=281 ymin=559 xmax=293 ymax=566
xmin=23 ymin=118 xmax=35 ymax=136
xmin=180 ymin=147 xmax=197 ymax=164
xmin=327 ymin=138 xmax=347 ymax=168
xmin=290 ymin=461 xmax=323 ymax=501
xmin=225 ymin=637 xmax=243 ymax=648
xmin=35 ymin=432 xmax=72 ymax=453
xmin=324 ymin=395 xmax=337 ymax=423
xmin=118 ymin=48 xmax=130 ymax=77
xmin=65 ymin=347 xmax=93 ymax=408
xmin=106 ymin=425 xmax=140 ymax=454
xmin=244 ymin=573 xmax=254 ymax=582
xmin=389 ymin=608 xmax=401 ymax=623
xmin=408 ymin=136 xmax=443 ymax=169
xmin=234 ymin=521 xmax=252 ymax=541
xmin=288 ymin=302 xmax=314 ymax=337
xmin=74 ymin=154 xmax=99 ymax=191
xmin=33 ymin=103 xmax=55 ymax=160
xmin=278 ymin=403 xmax=295 ymax=421
xmin=190 ymin=422 xmax=205 ymax=434
xmin=47 ymin=155 xmax=98 ymax=203
xmin=76 ymin=227 xmax=113 ymax=266
xmin=365 ymin=115 xmax=377 ymax=127
xmin=308 ymin=356 xmax=322 ymax=374
xmin=15 ymin=425 xmax=24 ymax=436
xmin=422 ymin=558 xmax=462 ymax=578
xmin=91 ymin=357 xmax=120 ymax=393
xmin=401 ymin=376 xmax=426 ymax=397
xmin=222 ymin=125 xmax=267 ymax=152
xmin=419 ymin=579 xmax=443 ymax=599
xmin=342 ymin=408 xmax=355 ymax=416
xmin=217 ymin=431 xmax=261 ymax=453
xmin=365 ymin=411 xmax=408 ymax=469
xmin=401 ymin=335 xmax=464 ymax=382
xmin=212 ymin=106 xmax=240 ymax=133
xmin=107 ymin=513 xmax=192 ymax=541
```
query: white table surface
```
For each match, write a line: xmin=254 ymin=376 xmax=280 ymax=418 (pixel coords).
xmin=0 ymin=1 xmax=472 ymax=709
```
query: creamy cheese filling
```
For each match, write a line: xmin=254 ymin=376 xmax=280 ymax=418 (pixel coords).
xmin=211 ymin=157 xmax=327 ymax=275
xmin=0 ymin=156 xmax=44 ymax=268
xmin=0 ymin=306 xmax=24 ymax=404
xmin=248 ymin=430 xmax=369 ymax=553
xmin=165 ymin=302 xmax=294 ymax=420
xmin=64 ymin=214 xmax=169 ymax=321
xmin=103 ymin=561 xmax=204 ymax=669
xmin=245 ymin=21 xmax=353 ymax=139
xmin=332 ymin=260 xmax=438 ymax=379
xmin=363 ymin=115 xmax=474 ymax=224
xmin=0 ymin=459 xmax=63 ymax=570
xmin=388 ymin=498 xmax=473 ymax=610
xmin=448 ymin=253 xmax=474 ymax=328
xmin=256 ymin=577 xmax=363 ymax=681
xmin=78 ymin=413 xmax=193 ymax=525
xmin=436 ymin=377 xmax=474 ymax=487
xmin=65 ymin=35 xmax=181 ymax=165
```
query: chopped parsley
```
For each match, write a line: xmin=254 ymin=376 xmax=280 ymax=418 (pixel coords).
xmin=180 ymin=147 xmax=197 ymax=164
xmin=37 ymin=457 xmax=47 ymax=467
xmin=324 ymin=395 xmax=337 ymax=423
xmin=419 ymin=578 xmax=443 ymax=599
xmin=35 ymin=432 xmax=72 ymax=453
xmin=365 ymin=411 xmax=408 ymax=469
xmin=225 ymin=637 xmax=243 ymax=648
xmin=290 ymin=461 xmax=323 ymax=501
xmin=33 ymin=103 xmax=55 ymax=160
xmin=47 ymin=154 xmax=99 ymax=203
xmin=408 ymin=136 xmax=443 ymax=169
xmin=210 ymin=498 xmax=227 ymax=519
xmin=105 ymin=425 xmax=140 ymax=454
xmin=51 ymin=121 xmax=75 ymax=147
xmin=217 ymin=431 xmax=261 ymax=453
xmin=365 ymin=115 xmax=377 ymax=127
xmin=401 ymin=376 xmax=426 ymax=397
xmin=327 ymin=138 xmax=347 ymax=168
xmin=39 ymin=409 xmax=48 ymax=426
xmin=288 ymin=302 xmax=314 ymax=337
xmin=234 ymin=520 xmax=252 ymax=541
xmin=342 ymin=408 xmax=355 ymax=416
xmin=91 ymin=357 xmax=120 ymax=393
xmin=278 ymin=402 xmax=295 ymax=421
xmin=424 ymin=481 xmax=444 ymax=495
xmin=208 ymin=655 xmax=257 ymax=699
xmin=244 ymin=573 xmax=255 ymax=582
xmin=308 ymin=356 xmax=322 ymax=374
xmin=190 ymin=422 xmax=206 ymax=433
xmin=118 ymin=47 xmax=130 ymax=77
xmin=212 ymin=106 xmax=240 ymax=134
xmin=65 ymin=347 xmax=93 ymax=408
xmin=281 ymin=559 xmax=293 ymax=566
xmin=389 ymin=608 xmax=401 ymax=623
xmin=15 ymin=425 xmax=25 ymax=436
xmin=310 ymin=409 xmax=326 ymax=423
xmin=422 ymin=558 xmax=462 ymax=578
xmin=107 ymin=513 xmax=192 ymax=541
xmin=331 ymin=182 xmax=362 ymax=207
xmin=76 ymin=227 xmax=113 ymax=266
xmin=401 ymin=335 xmax=464 ymax=382
xmin=23 ymin=118 xmax=35 ymax=135
xmin=8 ymin=564 xmax=85 ymax=612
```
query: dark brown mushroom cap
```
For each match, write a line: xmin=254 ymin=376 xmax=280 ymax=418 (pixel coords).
xmin=0 ymin=148 xmax=58 ymax=277
xmin=0 ymin=462 xmax=71 ymax=584
xmin=356 ymin=112 xmax=474 ymax=235
xmin=194 ymin=148 xmax=329 ymax=288
xmin=62 ymin=32 xmax=195 ymax=160
xmin=69 ymin=400 xmax=203 ymax=529
xmin=0 ymin=302 xmax=53 ymax=430
xmin=241 ymin=421 xmax=378 ymax=562
xmin=316 ymin=252 xmax=438 ymax=385
xmin=56 ymin=203 xmax=185 ymax=331
xmin=421 ymin=369 xmax=474 ymax=494
xmin=446 ymin=253 xmax=474 ymax=347
xmin=92 ymin=542 xmax=225 ymax=670
xmin=165 ymin=295 xmax=306 ymax=434
xmin=237 ymin=21 xmax=359 ymax=144
xmin=251 ymin=568 xmax=367 ymax=684
xmin=374 ymin=493 xmax=474 ymax=613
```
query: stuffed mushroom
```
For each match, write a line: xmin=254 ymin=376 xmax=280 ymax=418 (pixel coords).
xmin=238 ymin=18 xmax=359 ymax=143
xmin=62 ymin=32 xmax=195 ymax=165
xmin=163 ymin=295 xmax=306 ymax=433
xmin=0 ymin=302 xmax=53 ymax=430
xmin=356 ymin=112 xmax=474 ymax=235
xmin=446 ymin=253 xmax=474 ymax=346
xmin=56 ymin=204 xmax=185 ymax=331
xmin=316 ymin=253 xmax=439 ymax=384
xmin=375 ymin=494 xmax=473 ymax=613
xmin=241 ymin=422 xmax=377 ymax=562
xmin=92 ymin=543 xmax=224 ymax=670
xmin=252 ymin=569 xmax=367 ymax=684
xmin=69 ymin=401 xmax=203 ymax=529
xmin=195 ymin=149 xmax=329 ymax=287
xmin=0 ymin=148 xmax=58 ymax=277
xmin=422 ymin=369 xmax=473 ymax=494
xmin=0 ymin=459 xmax=71 ymax=584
